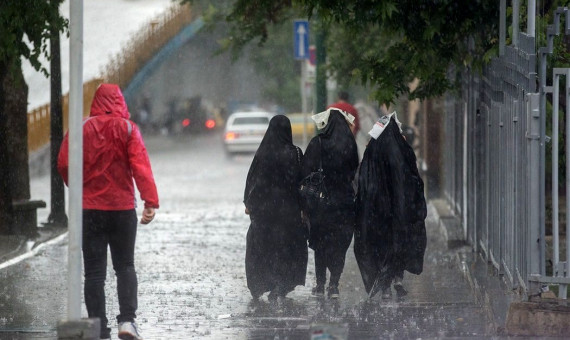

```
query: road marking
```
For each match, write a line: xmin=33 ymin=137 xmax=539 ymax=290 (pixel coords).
xmin=0 ymin=232 xmax=68 ymax=271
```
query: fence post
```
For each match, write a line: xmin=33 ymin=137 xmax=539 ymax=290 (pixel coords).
xmin=526 ymin=92 xmax=543 ymax=296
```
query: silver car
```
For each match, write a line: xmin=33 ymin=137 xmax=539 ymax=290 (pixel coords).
xmin=223 ymin=111 xmax=274 ymax=155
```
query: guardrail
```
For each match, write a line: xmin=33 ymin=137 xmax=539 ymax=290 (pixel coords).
xmin=27 ymin=78 xmax=103 ymax=153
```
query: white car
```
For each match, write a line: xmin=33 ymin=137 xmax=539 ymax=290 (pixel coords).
xmin=223 ymin=111 xmax=274 ymax=155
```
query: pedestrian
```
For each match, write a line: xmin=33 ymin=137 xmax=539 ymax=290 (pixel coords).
xmin=328 ymin=91 xmax=360 ymax=136
xmin=354 ymin=112 xmax=427 ymax=300
xmin=57 ymin=83 xmax=159 ymax=340
xmin=243 ymin=115 xmax=308 ymax=302
xmin=301 ymin=109 xmax=359 ymax=299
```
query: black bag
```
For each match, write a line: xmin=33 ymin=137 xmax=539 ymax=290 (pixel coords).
xmin=299 ymin=137 xmax=327 ymax=211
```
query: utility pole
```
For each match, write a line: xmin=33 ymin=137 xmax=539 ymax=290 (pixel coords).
xmin=47 ymin=0 xmax=67 ymax=228
xmin=57 ymin=0 xmax=100 ymax=337
xmin=315 ymin=24 xmax=327 ymax=113
xmin=294 ymin=19 xmax=310 ymax=147
xmin=0 ymin=65 xmax=14 ymax=234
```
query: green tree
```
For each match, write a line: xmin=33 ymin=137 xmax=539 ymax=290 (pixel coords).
xmin=0 ymin=0 xmax=67 ymax=233
xmin=184 ymin=1 xmax=570 ymax=105
xmin=248 ymin=19 xmax=302 ymax=112
xmin=196 ymin=3 xmax=304 ymax=112
xmin=215 ymin=0 xmax=500 ymax=105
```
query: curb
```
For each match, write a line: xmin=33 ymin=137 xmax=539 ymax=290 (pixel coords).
xmin=505 ymin=300 xmax=570 ymax=337
xmin=0 ymin=227 xmax=68 ymax=271
xmin=431 ymin=198 xmax=570 ymax=336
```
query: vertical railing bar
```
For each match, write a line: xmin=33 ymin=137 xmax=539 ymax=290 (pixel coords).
xmin=564 ymin=69 xmax=570 ymax=299
xmin=553 ymin=73 xmax=560 ymax=279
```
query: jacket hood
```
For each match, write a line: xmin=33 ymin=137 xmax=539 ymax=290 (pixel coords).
xmin=90 ymin=83 xmax=130 ymax=118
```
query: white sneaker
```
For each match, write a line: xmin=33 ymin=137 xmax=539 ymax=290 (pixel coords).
xmin=118 ymin=322 xmax=143 ymax=340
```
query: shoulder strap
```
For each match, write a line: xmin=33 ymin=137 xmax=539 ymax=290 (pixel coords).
xmin=83 ymin=116 xmax=132 ymax=138
xmin=295 ymin=146 xmax=301 ymax=165
xmin=124 ymin=119 xmax=132 ymax=137
xmin=318 ymin=136 xmax=323 ymax=170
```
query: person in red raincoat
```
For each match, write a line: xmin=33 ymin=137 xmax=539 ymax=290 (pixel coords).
xmin=58 ymin=83 xmax=159 ymax=340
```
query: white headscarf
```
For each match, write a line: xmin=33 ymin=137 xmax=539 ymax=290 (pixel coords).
xmin=368 ymin=111 xmax=402 ymax=139
xmin=311 ymin=107 xmax=355 ymax=130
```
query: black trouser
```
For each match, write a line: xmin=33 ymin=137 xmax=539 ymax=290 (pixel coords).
xmin=82 ymin=209 xmax=138 ymax=337
xmin=311 ymin=207 xmax=354 ymax=289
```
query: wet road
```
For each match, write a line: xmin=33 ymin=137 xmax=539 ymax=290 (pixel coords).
xmin=1 ymin=131 xmax=497 ymax=339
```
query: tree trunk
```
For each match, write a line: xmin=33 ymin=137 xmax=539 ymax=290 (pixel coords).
xmin=0 ymin=62 xmax=14 ymax=234
xmin=47 ymin=5 xmax=67 ymax=227
xmin=4 ymin=62 xmax=30 ymax=204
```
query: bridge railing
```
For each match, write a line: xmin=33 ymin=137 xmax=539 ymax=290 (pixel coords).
xmin=27 ymin=78 xmax=103 ymax=153
xmin=102 ymin=3 xmax=194 ymax=89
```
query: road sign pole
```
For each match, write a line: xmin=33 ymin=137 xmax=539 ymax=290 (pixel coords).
xmin=315 ymin=25 xmax=327 ymax=112
xmin=301 ymin=61 xmax=308 ymax=147
xmin=294 ymin=19 xmax=310 ymax=148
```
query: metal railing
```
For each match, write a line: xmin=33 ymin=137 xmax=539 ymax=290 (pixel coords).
xmin=443 ymin=7 xmax=570 ymax=298
xmin=27 ymin=78 xmax=103 ymax=153
xmin=102 ymin=3 xmax=194 ymax=89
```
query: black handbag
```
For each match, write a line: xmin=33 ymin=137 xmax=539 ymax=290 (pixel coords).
xmin=299 ymin=137 xmax=327 ymax=211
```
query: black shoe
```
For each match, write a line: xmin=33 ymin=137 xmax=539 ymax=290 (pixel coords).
xmin=394 ymin=282 xmax=407 ymax=297
xmin=311 ymin=285 xmax=325 ymax=297
xmin=251 ymin=291 xmax=262 ymax=300
xmin=268 ymin=290 xmax=278 ymax=301
xmin=328 ymin=286 xmax=339 ymax=299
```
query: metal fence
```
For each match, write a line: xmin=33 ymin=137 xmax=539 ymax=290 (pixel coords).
xmin=443 ymin=7 xmax=570 ymax=298
xmin=27 ymin=79 xmax=103 ymax=153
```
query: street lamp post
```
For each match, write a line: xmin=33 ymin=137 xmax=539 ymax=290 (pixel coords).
xmin=56 ymin=0 xmax=99 ymax=338
xmin=47 ymin=0 xmax=67 ymax=229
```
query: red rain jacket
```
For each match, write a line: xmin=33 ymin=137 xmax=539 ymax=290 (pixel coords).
xmin=57 ymin=84 xmax=159 ymax=210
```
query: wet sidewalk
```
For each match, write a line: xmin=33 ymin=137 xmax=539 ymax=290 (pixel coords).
xmin=0 ymin=134 xmax=506 ymax=339
xmin=0 ymin=202 xmax=495 ymax=339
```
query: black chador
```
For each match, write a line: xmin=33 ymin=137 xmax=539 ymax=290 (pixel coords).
xmin=244 ymin=115 xmax=308 ymax=300
xmin=355 ymin=114 xmax=427 ymax=298
xmin=302 ymin=109 xmax=359 ymax=295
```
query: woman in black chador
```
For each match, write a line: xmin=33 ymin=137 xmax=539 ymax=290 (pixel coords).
xmin=244 ymin=115 xmax=308 ymax=301
xmin=302 ymin=109 xmax=359 ymax=299
xmin=355 ymin=113 xmax=427 ymax=299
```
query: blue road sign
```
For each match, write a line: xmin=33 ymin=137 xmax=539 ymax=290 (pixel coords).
xmin=294 ymin=20 xmax=309 ymax=60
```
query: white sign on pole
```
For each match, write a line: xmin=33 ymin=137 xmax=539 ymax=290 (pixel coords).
xmin=294 ymin=20 xmax=309 ymax=60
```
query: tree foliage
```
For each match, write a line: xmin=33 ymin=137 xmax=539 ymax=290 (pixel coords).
xmin=194 ymin=0 xmax=500 ymax=104
xmin=183 ymin=0 xmax=570 ymax=105
xmin=248 ymin=20 xmax=303 ymax=112
xmin=0 ymin=0 xmax=67 ymax=75
xmin=0 ymin=0 xmax=67 ymax=232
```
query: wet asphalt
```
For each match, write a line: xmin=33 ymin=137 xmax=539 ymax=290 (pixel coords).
xmin=0 ymin=131 xmax=503 ymax=339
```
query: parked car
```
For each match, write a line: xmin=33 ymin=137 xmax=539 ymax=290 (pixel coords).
xmin=223 ymin=111 xmax=274 ymax=155
xmin=286 ymin=112 xmax=315 ymax=142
